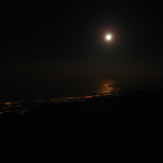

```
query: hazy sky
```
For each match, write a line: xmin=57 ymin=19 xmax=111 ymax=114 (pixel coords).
xmin=0 ymin=1 xmax=162 ymax=100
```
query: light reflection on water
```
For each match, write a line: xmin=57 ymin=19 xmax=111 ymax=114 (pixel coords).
xmin=98 ymin=83 xmax=115 ymax=94
xmin=97 ymin=81 xmax=120 ymax=95
xmin=0 ymin=80 xmax=121 ymax=114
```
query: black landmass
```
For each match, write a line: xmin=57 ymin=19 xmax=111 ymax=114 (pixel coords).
xmin=0 ymin=90 xmax=163 ymax=161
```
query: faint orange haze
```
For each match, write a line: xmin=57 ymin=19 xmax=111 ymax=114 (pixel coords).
xmin=97 ymin=80 xmax=120 ymax=95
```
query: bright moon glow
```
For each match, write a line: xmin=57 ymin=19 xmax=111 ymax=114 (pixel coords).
xmin=105 ymin=34 xmax=112 ymax=41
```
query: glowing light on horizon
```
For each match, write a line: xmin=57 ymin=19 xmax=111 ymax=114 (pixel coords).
xmin=97 ymin=81 xmax=120 ymax=95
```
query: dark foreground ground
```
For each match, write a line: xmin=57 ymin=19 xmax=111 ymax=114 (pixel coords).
xmin=0 ymin=90 xmax=163 ymax=161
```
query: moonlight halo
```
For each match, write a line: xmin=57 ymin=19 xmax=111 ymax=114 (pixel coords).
xmin=105 ymin=34 xmax=112 ymax=41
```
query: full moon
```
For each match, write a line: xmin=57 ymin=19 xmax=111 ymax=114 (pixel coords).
xmin=105 ymin=34 xmax=112 ymax=41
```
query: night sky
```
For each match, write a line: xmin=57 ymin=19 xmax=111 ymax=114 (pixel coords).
xmin=0 ymin=1 xmax=162 ymax=100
